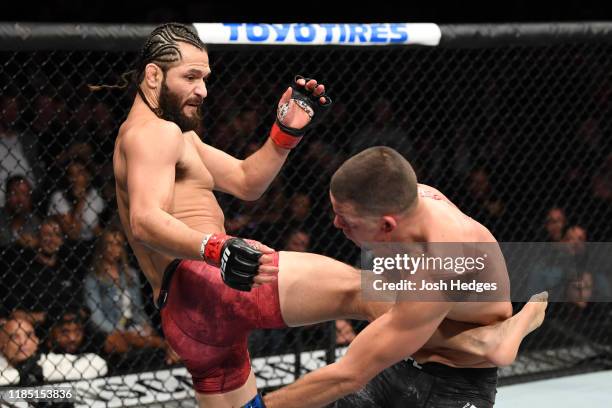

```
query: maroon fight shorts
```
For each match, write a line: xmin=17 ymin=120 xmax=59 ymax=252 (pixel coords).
xmin=158 ymin=252 xmax=286 ymax=394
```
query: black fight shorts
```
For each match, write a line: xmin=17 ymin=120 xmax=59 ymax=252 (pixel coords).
xmin=330 ymin=358 xmax=498 ymax=408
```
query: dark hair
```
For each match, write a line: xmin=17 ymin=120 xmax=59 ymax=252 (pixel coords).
xmin=50 ymin=310 xmax=83 ymax=328
xmin=5 ymin=174 xmax=30 ymax=193
xmin=61 ymin=158 xmax=93 ymax=205
xmin=330 ymin=146 xmax=418 ymax=216
xmin=89 ymin=23 xmax=207 ymax=92
xmin=40 ymin=214 xmax=62 ymax=229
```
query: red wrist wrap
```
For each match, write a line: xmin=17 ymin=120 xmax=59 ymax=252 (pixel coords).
xmin=270 ymin=122 xmax=302 ymax=149
xmin=204 ymin=233 xmax=232 ymax=266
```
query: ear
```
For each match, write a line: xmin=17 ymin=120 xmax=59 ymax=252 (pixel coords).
xmin=144 ymin=63 xmax=163 ymax=89
xmin=380 ymin=216 xmax=397 ymax=233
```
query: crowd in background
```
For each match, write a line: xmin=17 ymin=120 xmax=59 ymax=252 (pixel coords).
xmin=1 ymin=44 xmax=611 ymax=386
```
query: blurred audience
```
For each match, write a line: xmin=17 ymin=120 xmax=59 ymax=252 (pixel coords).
xmin=462 ymin=168 xmax=506 ymax=237
xmin=48 ymin=158 xmax=105 ymax=242
xmin=3 ymin=215 xmax=85 ymax=326
xmin=84 ymin=229 xmax=169 ymax=357
xmin=0 ymin=95 xmax=38 ymax=207
xmin=0 ymin=317 xmax=107 ymax=386
xmin=585 ymin=153 xmax=612 ymax=241
xmin=1 ymin=61 xmax=612 ymax=379
xmin=349 ymin=97 xmax=413 ymax=158
xmin=0 ymin=175 xmax=41 ymax=249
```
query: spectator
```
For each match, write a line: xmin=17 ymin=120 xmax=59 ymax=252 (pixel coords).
xmin=30 ymin=93 xmax=70 ymax=167
xmin=47 ymin=312 xmax=87 ymax=354
xmin=563 ymin=225 xmax=587 ymax=255
xmin=526 ymin=224 xmax=593 ymax=302
xmin=0 ymin=317 xmax=40 ymax=385
xmin=7 ymin=215 xmax=85 ymax=325
xmin=566 ymin=271 xmax=593 ymax=309
xmin=285 ymin=229 xmax=311 ymax=253
xmin=462 ymin=168 xmax=506 ymax=237
xmin=585 ymin=153 xmax=612 ymax=241
xmin=0 ymin=95 xmax=37 ymax=207
xmin=48 ymin=158 xmax=105 ymax=241
xmin=0 ymin=317 xmax=107 ymax=386
xmin=0 ymin=175 xmax=41 ymax=249
xmin=541 ymin=207 xmax=567 ymax=242
xmin=46 ymin=310 xmax=104 ymax=354
xmin=84 ymin=229 xmax=166 ymax=355
xmin=288 ymin=193 xmax=312 ymax=225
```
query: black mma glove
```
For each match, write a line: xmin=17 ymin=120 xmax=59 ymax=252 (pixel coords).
xmin=203 ymin=233 xmax=262 ymax=291
xmin=270 ymin=75 xmax=332 ymax=149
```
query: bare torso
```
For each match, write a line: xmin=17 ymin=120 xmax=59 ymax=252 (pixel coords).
xmin=114 ymin=113 xmax=225 ymax=301
xmin=410 ymin=184 xmax=511 ymax=364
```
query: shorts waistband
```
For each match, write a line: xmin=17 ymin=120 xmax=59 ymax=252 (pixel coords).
xmin=242 ymin=394 xmax=265 ymax=408
xmin=156 ymin=259 xmax=182 ymax=310
xmin=403 ymin=357 xmax=498 ymax=380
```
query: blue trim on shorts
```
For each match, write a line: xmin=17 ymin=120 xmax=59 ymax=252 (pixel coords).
xmin=243 ymin=394 xmax=266 ymax=408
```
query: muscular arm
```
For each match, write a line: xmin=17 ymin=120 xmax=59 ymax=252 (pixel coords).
xmin=123 ymin=122 xmax=204 ymax=259
xmin=192 ymin=134 xmax=290 ymax=201
xmin=265 ymin=301 xmax=451 ymax=408
xmin=193 ymin=80 xmax=327 ymax=200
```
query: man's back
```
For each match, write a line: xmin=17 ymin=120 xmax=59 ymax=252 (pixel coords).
xmin=416 ymin=183 xmax=512 ymax=325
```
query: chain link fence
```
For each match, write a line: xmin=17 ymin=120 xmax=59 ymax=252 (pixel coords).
xmin=0 ymin=23 xmax=611 ymax=405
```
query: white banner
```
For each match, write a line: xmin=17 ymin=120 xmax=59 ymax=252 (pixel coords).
xmin=0 ymin=347 xmax=348 ymax=407
xmin=193 ymin=23 xmax=441 ymax=46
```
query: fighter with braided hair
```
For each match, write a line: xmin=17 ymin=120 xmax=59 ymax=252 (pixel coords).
xmin=112 ymin=22 xmax=334 ymax=407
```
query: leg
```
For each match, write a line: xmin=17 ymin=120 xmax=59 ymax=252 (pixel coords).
xmin=424 ymin=292 xmax=548 ymax=366
xmin=278 ymin=251 xmax=547 ymax=366
xmin=194 ymin=370 xmax=258 ymax=408
xmin=278 ymin=251 xmax=387 ymax=326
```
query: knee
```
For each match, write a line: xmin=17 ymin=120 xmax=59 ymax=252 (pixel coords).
xmin=343 ymin=279 xmax=369 ymax=320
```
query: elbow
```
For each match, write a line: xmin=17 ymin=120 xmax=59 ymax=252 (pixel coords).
xmin=130 ymin=213 xmax=150 ymax=244
xmin=235 ymin=182 xmax=265 ymax=201
xmin=241 ymin=189 xmax=264 ymax=202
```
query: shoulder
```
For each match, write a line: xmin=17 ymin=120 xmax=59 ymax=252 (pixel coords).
xmin=121 ymin=119 xmax=184 ymax=157
xmin=417 ymin=183 xmax=447 ymax=200
xmin=123 ymin=119 xmax=182 ymax=145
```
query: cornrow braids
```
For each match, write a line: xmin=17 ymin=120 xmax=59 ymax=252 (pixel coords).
xmin=136 ymin=23 xmax=206 ymax=81
xmin=89 ymin=23 xmax=206 ymax=94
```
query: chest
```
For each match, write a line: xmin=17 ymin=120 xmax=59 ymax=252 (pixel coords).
xmin=175 ymin=137 xmax=215 ymax=190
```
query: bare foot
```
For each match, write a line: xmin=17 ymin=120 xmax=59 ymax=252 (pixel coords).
xmin=523 ymin=291 xmax=548 ymax=334
xmin=486 ymin=291 xmax=548 ymax=367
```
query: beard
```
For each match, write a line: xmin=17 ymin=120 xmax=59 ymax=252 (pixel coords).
xmin=158 ymin=80 xmax=203 ymax=132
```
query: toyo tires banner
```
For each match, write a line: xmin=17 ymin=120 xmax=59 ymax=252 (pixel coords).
xmin=193 ymin=23 xmax=442 ymax=46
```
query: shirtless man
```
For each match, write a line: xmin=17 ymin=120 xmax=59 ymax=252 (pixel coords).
xmin=262 ymin=146 xmax=545 ymax=408
xmin=113 ymin=23 xmax=545 ymax=408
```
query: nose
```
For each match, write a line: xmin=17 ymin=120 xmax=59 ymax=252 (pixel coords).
xmin=194 ymin=82 xmax=207 ymax=99
xmin=333 ymin=215 xmax=343 ymax=229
